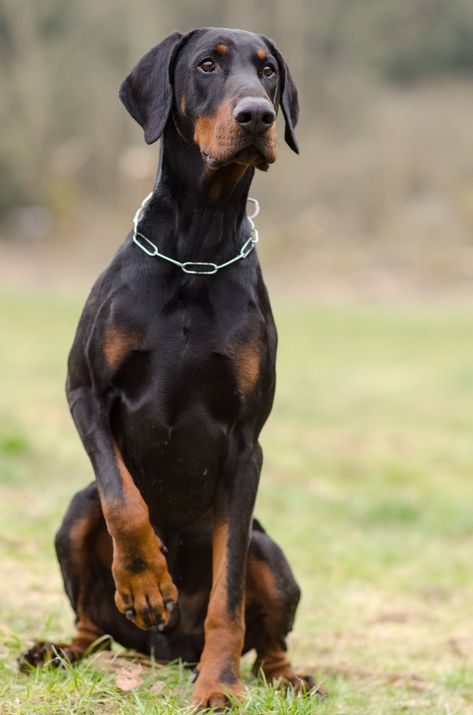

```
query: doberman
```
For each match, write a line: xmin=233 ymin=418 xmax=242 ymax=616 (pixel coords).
xmin=22 ymin=28 xmax=316 ymax=709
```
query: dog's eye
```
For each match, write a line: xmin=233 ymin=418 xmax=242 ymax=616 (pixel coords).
xmin=263 ymin=64 xmax=276 ymax=78
xmin=198 ymin=58 xmax=215 ymax=73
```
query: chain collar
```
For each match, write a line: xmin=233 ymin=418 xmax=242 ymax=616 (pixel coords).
xmin=132 ymin=192 xmax=260 ymax=276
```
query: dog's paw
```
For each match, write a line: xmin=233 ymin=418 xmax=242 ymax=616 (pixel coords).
xmin=255 ymin=658 xmax=325 ymax=695
xmin=190 ymin=675 xmax=246 ymax=711
xmin=276 ymin=672 xmax=325 ymax=695
xmin=18 ymin=641 xmax=79 ymax=671
xmin=113 ymin=541 xmax=178 ymax=631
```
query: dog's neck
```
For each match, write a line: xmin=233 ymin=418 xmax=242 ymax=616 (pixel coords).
xmin=141 ymin=122 xmax=256 ymax=264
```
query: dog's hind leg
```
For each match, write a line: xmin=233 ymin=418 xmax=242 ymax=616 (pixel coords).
xmin=244 ymin=520 xmax=322 ymax=693
xmin=20 ymin=483 xmax=110 ymax=668
xmin=20 ymin=483 xmax=150 ymax=669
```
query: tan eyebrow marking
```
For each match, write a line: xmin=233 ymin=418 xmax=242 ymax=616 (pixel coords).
xmin=257 ymin=48 xmax=267 ymax=61
xmin=215 ymin=43 xmax=228 ymax=55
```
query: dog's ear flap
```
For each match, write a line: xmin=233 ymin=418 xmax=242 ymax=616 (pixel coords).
xmin=262 ymin=37 xmax=300 ymax=154
xmin=119 ymin=31 xmax=186 ymax=144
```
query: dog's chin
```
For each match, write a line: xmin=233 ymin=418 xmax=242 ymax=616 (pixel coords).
xmin=201 ymin=145 xmax=276 ymax=172
xmin=233 ymin=146 xmax=275 ymax=172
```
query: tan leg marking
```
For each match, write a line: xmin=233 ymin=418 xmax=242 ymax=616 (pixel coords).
xmin=247 ymin=556 xmax=316 ymax=692
xmin=190 ymin=520 xmax=246 ymax=710
xmin=68 ymin=511 xmax=106 ymax=651
xmin=101 ymin=445 xmax=178 ymax=631
xmin=20 ymin=507 xmax=108 ymax=669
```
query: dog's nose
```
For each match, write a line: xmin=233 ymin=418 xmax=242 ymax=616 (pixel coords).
xmin=233 ymin=98 xmax=276 ymax=134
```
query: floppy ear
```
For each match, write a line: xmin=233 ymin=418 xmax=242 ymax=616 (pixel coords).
xmin=119 ymin=31 xmax=186 ymax=144
xmin=262 ymin=37 xmax=300 ymax=154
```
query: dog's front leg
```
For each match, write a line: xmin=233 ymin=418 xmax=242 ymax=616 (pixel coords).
xmin=66 ymin=382 xmax=178 ymax=631
xmin=191 ymin=443 xmax=262 ymax=710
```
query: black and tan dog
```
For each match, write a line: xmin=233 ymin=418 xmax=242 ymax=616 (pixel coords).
xmin=22 ymin=28 xmax=315 ymax=709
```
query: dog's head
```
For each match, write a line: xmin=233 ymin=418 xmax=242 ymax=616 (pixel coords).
xmin=119 ymin=28 xmax=299 ymax=171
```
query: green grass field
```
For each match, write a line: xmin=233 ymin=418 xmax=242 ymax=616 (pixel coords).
xmin=1 ymin=290 xmax=473 ymax=714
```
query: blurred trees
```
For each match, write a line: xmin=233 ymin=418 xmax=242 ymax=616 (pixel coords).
xmin=0 ymin=0 xmax=472 ymax=224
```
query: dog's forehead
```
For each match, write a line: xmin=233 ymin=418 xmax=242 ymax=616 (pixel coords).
xmin=180 ymin=27 xmax=269 ymax=63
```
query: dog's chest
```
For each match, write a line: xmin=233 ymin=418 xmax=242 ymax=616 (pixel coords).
xmin=110 ymin=306 xmax=268 ymax=524
xmin=125 ymin=322 xmax=265 ymax=418
xmin=114 ymin=282 xmax=269 ymax=415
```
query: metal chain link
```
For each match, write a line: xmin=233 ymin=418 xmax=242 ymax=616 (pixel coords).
xmin=132 ymin=192 xmax=260 ymax=275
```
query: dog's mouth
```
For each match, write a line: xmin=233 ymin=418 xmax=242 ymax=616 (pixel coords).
xmin=202 ymin=151 xmax=223 ymax=169
xmin=201 ymin=143 xmax=275 ymax=172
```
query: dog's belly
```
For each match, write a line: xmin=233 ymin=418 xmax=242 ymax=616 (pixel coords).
xmin=121 ymin=413 xmax=224 ymax=526
xmin=111 ymin=351 xmax=243 ymax=526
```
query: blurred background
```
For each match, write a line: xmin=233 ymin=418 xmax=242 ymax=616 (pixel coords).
xmin=1 ymin=0 xmax=473 ymax=300
xmin=2 ymin=3 xmax=473 ymax=712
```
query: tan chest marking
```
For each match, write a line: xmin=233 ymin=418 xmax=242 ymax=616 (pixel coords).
xmin=233 ymin=342 xmax=262 ymax=396
xmin=103 ymin=326 xmax=140 ymax=372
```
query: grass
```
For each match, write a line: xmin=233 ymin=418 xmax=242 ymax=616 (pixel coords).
xmin=1 ymin=289 xmax=473 ymax=713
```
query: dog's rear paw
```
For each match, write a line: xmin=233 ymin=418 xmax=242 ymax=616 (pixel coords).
xmin=18 ymin=641 xmax=79 ymax=671
xmin=283 ymin=672 xmax=326 ymax=695
xmin=256 ymin=660 xmax=326 ymax=695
